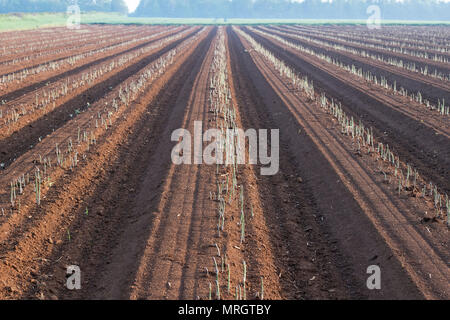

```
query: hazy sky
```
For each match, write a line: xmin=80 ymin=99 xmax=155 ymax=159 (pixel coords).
xmin=124 ymin=0 xmax=140 ymax=13
xmin=123 ymin=0 xmax=450 ymax=13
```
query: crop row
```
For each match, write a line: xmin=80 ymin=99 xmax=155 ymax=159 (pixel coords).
xmin=0 ymin=26 xmax=154 ymax=70
xmin=3 ymin=28 xmax=208 ymax=222
xmin=251 ymin=27 xmax=449 ymax=116
xmin=0 ymin=27 xmax=179 ymax=88
xmin=0 ymin=27 xmax=188 ymax=138
xmin=266 ymin=26 xmax=449 ymax=82
xmin=286 ymin=25 xmax=450 ymax=61
xmin=205 ymin=28 xmax=264 ymax=300
xmin=302 ymin=25 xmax=449 ymax=51
xmin=236 ymin=27 xmax=450 ymax=226
xmin=0 ymin=26 xmax=138 ymax=56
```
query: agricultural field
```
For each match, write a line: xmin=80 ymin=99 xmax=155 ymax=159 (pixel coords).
xmin=0 ymin=24 xmax=448 ymax=300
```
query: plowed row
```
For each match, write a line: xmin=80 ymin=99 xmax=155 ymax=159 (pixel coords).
xmin=0 ymin=25 xmax=448 ymax=300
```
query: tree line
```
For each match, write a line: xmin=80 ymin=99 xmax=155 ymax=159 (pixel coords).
xmin=0 ymin=0 xmax=128 ymax=14
xmin=0 ymin=0 xmax=448 ymax=21
xmin=133 ymin=0 xmax=450 ymax=21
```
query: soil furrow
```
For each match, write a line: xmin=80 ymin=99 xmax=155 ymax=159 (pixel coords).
xmin=274 ymin=25 xmax=450 ymax=93
xmin=0 ymin=26 xmax=168 ymax=78
xmin=266 ymin=27 xmax=449 ymax=139
xmin=286 ymin=26 xmax=450 ymax=61
xmin=0 ymin=28 xmax=199 ymax=168
xmin=233 ymin=26 xmax=449 ymax=299
xmin=228 ymin=27 xmax=353 ymax=299
xmin=75 ymin=27 xmax=216 ymax=300
xmin=258 ymin=26 xmax=450 ymax=104
xmin=129 ymin=27 xmax=218 ymax=300
xmin=274 ymin=26 xmax=450 ymax=77
xmin=0 ymin=24 xmax=447 ymax=302
xmin=0 ymin=27 xmax=149 ymax=72
xmin=0 ymin=26 xmax=184 ymax=103
xmin=0 ymin=27 xmax=184 ymax=141
xmin=244 ymin=27 xmax=450 ymax=195
xmin=0 ymin=27 xmax=214 ymax=300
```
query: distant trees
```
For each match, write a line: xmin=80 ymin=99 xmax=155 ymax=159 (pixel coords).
xmin=0 ymin=0 xmax=448 ymax=20
xmin=132 ymin=0 xmax=450 ymax=21
xmin=0 ymin=0 xmax=129 ymax=14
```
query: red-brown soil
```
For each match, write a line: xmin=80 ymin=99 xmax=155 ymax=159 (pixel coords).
xmin=0 ymin=25 xmax=448 ymax=300
xmin=258 ymin=26 xmax=450 ymax=106
xmin=0 ymin=26 xmax=183 ymax=100
xmin=244 ymin=27 xmax=450 ymax=195
xmin=287 ymin=25 xmax=450 ymax=63
xmin=0 ymin=27 xmax=199 ymax=168
xmin=0 ymin=26 xmax=158 ymax=74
